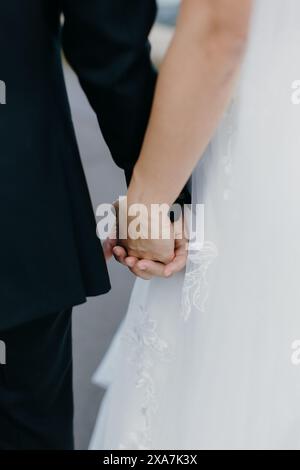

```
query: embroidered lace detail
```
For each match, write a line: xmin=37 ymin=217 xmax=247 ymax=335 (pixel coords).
xmin=116 ymin=96 xmax=237 ymax=448
xmin=181 ymin=98 xmax=237 ymax=321
xmin=182 ymin=241 xmax=218 ymax=321
xmin=120 ymin=306 xmax=172 ymax=450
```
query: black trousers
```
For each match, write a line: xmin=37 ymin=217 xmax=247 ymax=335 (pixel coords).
xmin=0 ymin=309 xmax=74 ymax=450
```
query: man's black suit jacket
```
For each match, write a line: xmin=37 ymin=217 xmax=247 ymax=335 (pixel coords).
xmin=0 ymin=0 xmax=157 ymax=329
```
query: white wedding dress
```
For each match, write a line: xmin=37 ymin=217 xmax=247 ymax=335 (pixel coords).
xmin=90 ymin=0 xmax=300 ymax=450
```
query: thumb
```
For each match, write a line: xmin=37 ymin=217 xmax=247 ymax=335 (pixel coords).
xmin=103 ymin=220 xmax=117 ymax=261
xmin=103 ymin=237 xmax=117 ymax=261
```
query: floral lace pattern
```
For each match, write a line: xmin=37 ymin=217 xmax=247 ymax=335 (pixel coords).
xmin=117 ymin=96 xmax=237 ymax=449
xmin=182 ymin=241 xmax=218 ymax=321
xmin=181 ymin=98 xmax=237 ymax=321
xmin=120 ymin=306 xmax=172 ymax=449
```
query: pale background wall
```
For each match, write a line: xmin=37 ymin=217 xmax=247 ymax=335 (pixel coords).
xmin=68 ymin=1 xmax=179 ymax=449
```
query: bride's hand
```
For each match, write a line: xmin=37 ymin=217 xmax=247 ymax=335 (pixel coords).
xmin=112 ymin=208 xmax=188 ymax=279
xmin=120 ymin=205 xmax=176 ymax=265
xmin=115 ymin=200 xmax=175 ymax=279
xmin=102 ymin=199 xmax=174 ymax=260
xmin=103 ymin=194 xmax=188 ymax=279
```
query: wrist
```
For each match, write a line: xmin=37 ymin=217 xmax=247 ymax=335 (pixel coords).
xmin=128 ymin=165 xmax=173 ymax=207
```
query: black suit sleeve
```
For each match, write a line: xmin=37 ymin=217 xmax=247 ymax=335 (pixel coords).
xmin=61 ymin=0 xmax=157 ymax=178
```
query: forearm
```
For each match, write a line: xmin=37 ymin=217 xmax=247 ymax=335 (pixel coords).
xmin=128 ymin=0 xmax=253 ymax=206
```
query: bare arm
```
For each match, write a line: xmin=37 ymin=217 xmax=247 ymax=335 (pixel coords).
xmin=128 ymin=0 xmax=253 ymax=206
xmin=113 ymin=0 xmax=253 ymax=278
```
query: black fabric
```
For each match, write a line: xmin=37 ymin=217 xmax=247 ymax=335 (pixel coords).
xmin=0 ymin=309 xmax=74 ymax=450
xmin=0 ymin=0 xmax=157 ymax=329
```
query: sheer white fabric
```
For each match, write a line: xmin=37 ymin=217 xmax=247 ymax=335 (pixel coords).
xmin=90 ymin=0 xmax=300 ymax=450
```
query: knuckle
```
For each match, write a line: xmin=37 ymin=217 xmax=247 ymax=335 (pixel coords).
xmin=163 ymin=254 xmax=175 ymax=264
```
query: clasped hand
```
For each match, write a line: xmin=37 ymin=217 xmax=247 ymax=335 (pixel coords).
xmin=104 ymin=201 xmax=188 ymax=280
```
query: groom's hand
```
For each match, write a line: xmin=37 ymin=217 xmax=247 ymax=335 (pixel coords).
xmin=113 ymin=233 xmax=188 ymax=280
